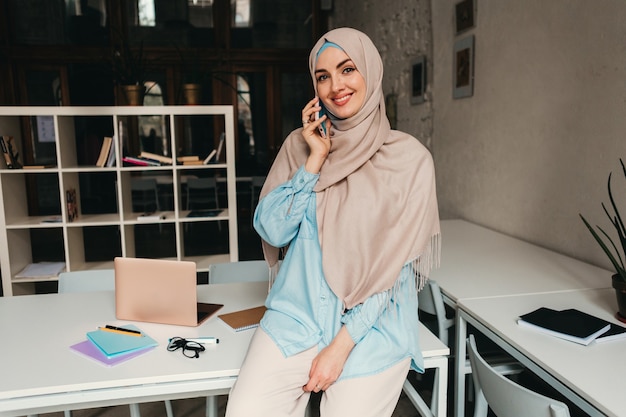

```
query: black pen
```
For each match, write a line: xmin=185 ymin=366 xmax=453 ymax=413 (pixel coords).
xmin=99 ymin=325 xmax=143 ymax=337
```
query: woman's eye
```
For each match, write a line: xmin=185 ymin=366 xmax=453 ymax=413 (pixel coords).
xmin=343 ymin=67 xmax=355 ymax=74
xmin=317 ymin=74 xmax=328 ymax=82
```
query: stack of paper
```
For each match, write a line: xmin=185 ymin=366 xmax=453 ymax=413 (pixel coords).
xmin=70 ymin=324 xmax=158 ymax=366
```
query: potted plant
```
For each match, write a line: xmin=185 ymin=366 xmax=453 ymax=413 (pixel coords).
xmin=580 ymin=158 xmax=626 ymax=321
xmin=111 ymin=38 xmax=150 ymax=105
xmin=176 ymin=46 xmax=214 ymax=105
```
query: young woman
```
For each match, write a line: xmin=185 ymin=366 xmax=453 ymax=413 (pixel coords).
xmin=225 ymin=27 xmax=440 ymax=417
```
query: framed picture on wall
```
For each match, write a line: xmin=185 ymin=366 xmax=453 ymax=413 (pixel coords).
xmin=410 ymin=56 xmax=426 ymax=105
xmin=455 ymin=0 xmax=476 ymax=34
xmin=453 ymin=35 xmax=475 ymax=99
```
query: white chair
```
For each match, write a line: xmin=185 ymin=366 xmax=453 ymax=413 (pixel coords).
xmin=208 ymin=259 xmax=271 ymax=284
xmin=414 ymin=280 xmax=524 ymax=417
xmin=467 ymin=334 xmax=571 ymax=417
xmin=206 ymin=260 xmax=270 ymax=417
xmin=57 ymin=270 xmax=174 ymax=417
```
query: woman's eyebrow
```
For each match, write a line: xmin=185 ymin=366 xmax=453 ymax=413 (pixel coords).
xmin=315 ymin=59 xmax=354 ymax=74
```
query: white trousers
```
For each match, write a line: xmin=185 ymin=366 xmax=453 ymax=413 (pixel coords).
xmin=225 ymin=328 xmax=411 ymax=417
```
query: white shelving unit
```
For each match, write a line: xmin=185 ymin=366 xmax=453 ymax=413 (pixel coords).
xmin=0 ymin=106 xmax=238 ymax=296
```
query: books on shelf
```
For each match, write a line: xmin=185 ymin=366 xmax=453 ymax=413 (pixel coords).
xmin=122 ymin=156 xmax=160 ymax=167
xmin=40 ymin=215 xmax=62 ymax=223
xmin=218 ymin=305 xmax=267 ymax=332
xmin=22 ymin=164 xmax=56 ymax=169
xmin=177 ymin=155 xmax=200 ymax=163
xmin=0 ymin=136 xmax=22 ymax=169
xmin=137 ymin=212 xmax=166 ymax=221
xmin=518 ymin=307 xmax=612 ymax=345
xmin=214 ymin=132 xmax=225 ymax=163
xmin=202 ymin=149 xmax=217 ymax=164
xmin=187 ymin=209 xmax=223 ymax=218
xmin=139 ymin=151 xmax=173 ymax=165
xmin=96 ymin=137 xmax=113 ymax=167
xmin=66 ymin=188 xmax=78 ymax=222
xmin=105 ymin=137 xmax=116 ymax=167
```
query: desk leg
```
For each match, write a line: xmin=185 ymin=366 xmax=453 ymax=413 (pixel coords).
xmin=206 ymin=395 xmax=219 ymax=417
xmin=129 ymin=403 xmax=141 ymax=417
xmin=434 ymin=358 xmax=448 ymax=417
xmin=454 ymin=311 xmax=467 ymax=417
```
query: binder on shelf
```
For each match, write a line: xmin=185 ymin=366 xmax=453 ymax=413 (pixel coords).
xmin=95 ymin=137 xmax=113 ymax=167
xmin=218 ymin=305 xmax=267 ymax=332
xmin=518 ymin=307 xmax=611 ymax=345
xmin=86 ymin=324 xmax=158 ymax=358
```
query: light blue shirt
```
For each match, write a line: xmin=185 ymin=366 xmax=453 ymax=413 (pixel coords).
xmin=254 ymin=166 xmax=424 ymax=380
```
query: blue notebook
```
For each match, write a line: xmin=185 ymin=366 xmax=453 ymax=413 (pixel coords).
xmin=86 ymin=325 xmax=158 ymax=358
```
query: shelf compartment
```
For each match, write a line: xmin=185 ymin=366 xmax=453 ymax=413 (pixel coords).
xmin=1 ymin=172 xmax=62 ymax=226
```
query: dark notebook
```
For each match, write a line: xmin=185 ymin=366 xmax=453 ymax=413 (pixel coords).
xmin=518 ymin=307 xmax=610 ymax=345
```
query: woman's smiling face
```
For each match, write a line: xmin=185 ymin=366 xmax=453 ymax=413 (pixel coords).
xmin=314 ymin=46 xmax=366 ymax=120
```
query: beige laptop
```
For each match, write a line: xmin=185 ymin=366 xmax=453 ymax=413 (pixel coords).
xmin=114 ymin=257 xmax=223 ymax=327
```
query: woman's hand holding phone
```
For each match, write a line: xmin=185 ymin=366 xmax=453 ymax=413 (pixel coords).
xmin=315 ymin=106 xmax=328 ymax=138
xmin=302 ymin=97 xmax=331 ymax=174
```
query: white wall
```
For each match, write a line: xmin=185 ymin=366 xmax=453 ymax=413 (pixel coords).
xmin=431 ymin=0 xmax=626 ymax=272
xmin=332 ymin=0 xmax=626 ymax=274
xmin=330 ymin=0 xmax=434 ymax=147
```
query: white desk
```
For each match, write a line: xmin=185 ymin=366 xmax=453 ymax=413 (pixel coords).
xmin=432 ymin=219 xmax=612 ymax=417
xmin=0 ymin=282 xmax=267 ymax=417
xmin=459 ymin=288 xmax=624 ymax=417
xmin=0 ymin=282 xmax=449 ymax=417
xmin=432 ymin=219 xmax=611 ymax=303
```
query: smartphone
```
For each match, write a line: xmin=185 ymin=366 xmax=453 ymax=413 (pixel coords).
xmin=315 ymin=104 xmax=327 ymax=138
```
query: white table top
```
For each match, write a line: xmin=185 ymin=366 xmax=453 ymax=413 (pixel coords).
xmin=432 ymin=219 xmax=612 ymax=303
xmin=0 ymin=280 xmax=448 ymax=416
xmin=459 ymin=288 xmax=625 ymax=417
xmin=0 ymin=281 xmax=268 ymax=414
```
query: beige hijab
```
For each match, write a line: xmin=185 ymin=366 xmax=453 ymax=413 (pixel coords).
xmin=260 ymin=27 xmax=440 ymax=309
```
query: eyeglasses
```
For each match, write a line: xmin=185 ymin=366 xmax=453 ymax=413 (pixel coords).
xmin=167 ymin=337 xmax=206 ymax=358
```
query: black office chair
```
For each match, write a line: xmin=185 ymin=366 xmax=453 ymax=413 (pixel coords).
xmin=131 ymin=178 xmax=160 ymax=213
xmin=186 ymin=177 xmax=219 ymax=211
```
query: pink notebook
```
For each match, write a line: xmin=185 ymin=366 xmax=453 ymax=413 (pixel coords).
xmin=70 ymin=340 xmax=155 ymax=367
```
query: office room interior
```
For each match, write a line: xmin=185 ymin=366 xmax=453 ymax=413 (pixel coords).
xmin=1 ymin=0 xmax=624 ymax=416
xmin=3 ymin=0 xmax=622 ymax=289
